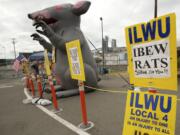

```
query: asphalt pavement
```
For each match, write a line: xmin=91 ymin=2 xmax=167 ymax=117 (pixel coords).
xmin=0 ymin=81 xmax=76 ymax=135
xmin=0 ymin=75 xmax=179 ymax=135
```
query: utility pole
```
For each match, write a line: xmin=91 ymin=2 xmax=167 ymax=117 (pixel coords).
xmin=154 ymin=0 xmax=158 ymax=18
xmin=12 ymin=38 xmax=17 ymax=59
xmin=100 ymin=17 xmax=105 ymax=70
xmin=148 ymin=0 xmax=158 ymax=94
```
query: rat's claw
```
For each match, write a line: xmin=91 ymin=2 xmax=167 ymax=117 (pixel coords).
xmin=30 ymin=34 xmax=34 ymax=37
xmin=30 ymin=33 xmax=42 ymax=41
xmin=36 ymin=30 xmax=45 ymax=35
xmin=35 ymin=25 xmax=41 ymax=29
xmin=33 ymin=20 xmax=47 ymax=26
xmin=31 ymin=33 xmax=39 ymax=38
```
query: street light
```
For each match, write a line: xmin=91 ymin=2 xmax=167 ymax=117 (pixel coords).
xmin=2 ymin=46 xmax=5 ymax=59
xmin=12 ymin=38 xmax=17 ymax=59
xmin=100 ymin=17 xmax=105 ymax=70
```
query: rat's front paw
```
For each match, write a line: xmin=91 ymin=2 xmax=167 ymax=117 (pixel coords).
xmin=33 ymin=20 xmax=54 ymax=37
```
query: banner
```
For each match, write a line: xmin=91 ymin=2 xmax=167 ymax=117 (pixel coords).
xmin=123 ymin=90 xmax=177 ymax=135
xmin=66 ymin=40 xmax=85 ymax=81
xmin=44 ymin=49 xmax=51 ymax=76
xmin=125 ymin=13 xmax=177 ymax=90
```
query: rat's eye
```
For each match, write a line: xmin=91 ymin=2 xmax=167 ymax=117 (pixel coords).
xmin=55 ymin=5 xmax=62 ymax=11
xmin=36 ymin=15 xmax=44 ymax=21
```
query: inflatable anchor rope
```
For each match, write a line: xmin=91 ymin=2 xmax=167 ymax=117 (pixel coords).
xmin=31 ymin=97 xmax=52 ymax=106
xmin=84 ymin=85 xmax=180 ymax=101
xmin=101 ymin=72 xmax=132 ymax=88
xmin=84 ymin=85 xmax=127 ymax=94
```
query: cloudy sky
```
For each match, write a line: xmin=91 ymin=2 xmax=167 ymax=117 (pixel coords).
xmin=0 ymin=0 xmax=179 ymax=59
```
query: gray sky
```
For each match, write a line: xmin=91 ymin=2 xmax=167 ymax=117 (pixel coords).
xmin=0 ymin=0 xmax=179 ymax=59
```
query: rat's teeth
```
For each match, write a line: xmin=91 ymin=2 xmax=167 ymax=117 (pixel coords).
xmin=33 ymin=20 xmax=36 ymax=25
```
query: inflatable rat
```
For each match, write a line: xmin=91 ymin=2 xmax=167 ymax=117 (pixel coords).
xmin=28 ymin=1 xmax=99 ymax=97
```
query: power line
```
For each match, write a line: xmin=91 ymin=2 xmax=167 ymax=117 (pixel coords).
xmin=86 ymin=38 xmax=103 ymax=57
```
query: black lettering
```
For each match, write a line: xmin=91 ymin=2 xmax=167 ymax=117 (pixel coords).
xmin=143 ymin=60 xmax=151 ymax=69
xmin=135 ymin=60 xmax=142 ymax=69
xmin=133 ymin=48 xmax=137 ymax=57
xmin=134 ymin=130 xmax=149 ymax=135
xmin=138 ymin=47 xmax=145 ymax=56
xmin=151 ymin=58 xmax=160 ymax=68
xmin=154 ymin=43 xmax=167 ymax=54
xmin=134 ymin=130 xmax=141 ymax=135
xmin=161 ymin=58 xmax=168 ymax=68
xmin=145 ymin=46 xmax=153 ymax=56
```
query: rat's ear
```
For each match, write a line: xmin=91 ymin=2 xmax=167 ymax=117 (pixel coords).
xmin=72 ymin=1 xmax=91 ymax=16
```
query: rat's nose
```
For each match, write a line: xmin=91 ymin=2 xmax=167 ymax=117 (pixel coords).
xmin=28 ymin=13 xmax=33 ymax=19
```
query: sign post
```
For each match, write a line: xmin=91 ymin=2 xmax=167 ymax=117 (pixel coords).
xmin=66 ymin=40 xmax=94 ymax=130
xmin=123 ymin=13 xmax=178 ymax=135
xmin=125 ymin=13 xmax=177 ymax=91
xmin=26 ymin=75 xmax=30 ymax=89
xmin=44 ymin=49 xmax=61 ymax=113
xmin=29 ymin=74 xmax=35 ymax=97
xmin=123 ymin=91 xmax=177 ymax=135
xmin=37 ymin=75 xmax=43 ymax=98
xmin=78 ymin=80 xmax=88 ymax=125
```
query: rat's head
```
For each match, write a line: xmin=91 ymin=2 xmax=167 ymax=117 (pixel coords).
xmin=28 ymin=1 xmax=91 ymax=29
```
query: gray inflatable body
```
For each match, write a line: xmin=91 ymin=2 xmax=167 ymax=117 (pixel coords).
xmin=28 ymin=1 xmax=99 ymax=96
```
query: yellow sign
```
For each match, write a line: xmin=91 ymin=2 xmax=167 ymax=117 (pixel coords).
xmin=44 ymin=49 xmax=51 ymax=76
xmin=125 ymin=13 xmax=177 ymax=90
xmin=22 ymin=61 xmax=29 ymax=74
xmin=66 ymin=40 xmax=85 ymax=81
xmin=52 ymin=46 xmax=56 ymax=63
xmin=123 ymin=90 xmax=177 ymax=135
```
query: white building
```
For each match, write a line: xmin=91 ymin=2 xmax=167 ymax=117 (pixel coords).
xmin=105 ymin=47 xmax=127 ymax=65
xmin=92 ymin=46 xmax=128 ymax=66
